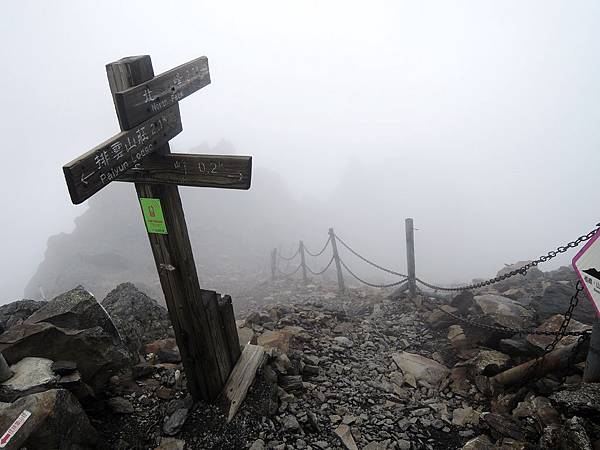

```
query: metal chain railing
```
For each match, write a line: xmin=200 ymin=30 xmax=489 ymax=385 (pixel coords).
xmin=416 ymin=224 xmax=600 ymax=292
xmin=278 ymin=247 xmax=300 ymax=261
xmin=339 ymin=257 xmax=408 ymax=288
xmin=306 ymin=255 xmax=335 ymax=276
xmin=304 ymin=236 xmax=331 ymax=257
xmin=335 ymin=234 xmax=409 ymax=278
xmin=277 ymin=263 xmax=303 ymax=278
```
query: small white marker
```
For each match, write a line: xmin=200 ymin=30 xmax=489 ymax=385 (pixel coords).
xmin=0 ymin=410 xmax=31 ymax=448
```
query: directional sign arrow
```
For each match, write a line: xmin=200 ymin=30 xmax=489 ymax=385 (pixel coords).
xmin=117 ymin=153 xmax=252 ymax=190
xmin=63 ymin=104 xmax=183 ymax=204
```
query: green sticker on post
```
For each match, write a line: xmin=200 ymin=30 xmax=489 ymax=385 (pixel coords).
xmin=139 ymin=198 xmax=168 ymax=234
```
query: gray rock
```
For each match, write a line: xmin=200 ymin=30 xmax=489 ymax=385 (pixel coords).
xmin=107 ymin=396 xmax=135 ymax=414
xmin=334 ymin=336 xmax=353 ymax=348
xmin=163 ymin=407 xmax=190 ymax=436
xmin=532 ymin=282 xmax=596 ymax=325
xmin=463 ymin=349 xmax=510 ymax=376
xmin=26 ymin=286 xmax=120 ymax=338
xmin=550 ymin=383 xmax=600 ymax=416
xmin=460 ymin=435 xmax=493 ymax=450
xmin=0 ymin=299 xmax=45 ymax=332
xmin=102 ymin=282 xmax=174 ymax=355
xmin=0 ymin=357 xmax=59 ymax=402
xmin=282 ymin=414 xmax=301 ymax=431
xmin=0 ymin=388 xmax=98 ymax=449
xmin=249 ymin=439 xmax=265 ymax=450
xmin=473 ymin=294 xmax=534 ymax=329
xmin=559 ymin=416 xmax=592 ymax=450
xmin=0 ymin=321 xmax=130 ymax=392
xmin=391 ymin=351 xmax=449 ymax=385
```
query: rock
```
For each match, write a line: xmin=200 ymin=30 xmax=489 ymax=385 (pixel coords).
xmin=145 ymin=338 xmax=178 ymax=356
xmin=473 ymin=294 xmax=534 ymax=329
xmin=0 ymin=321 xmax=130 ymax=392
xmin=546 ymin=266 xmax=578 ymax=282
xmin=497 ymin=261 xmax=544 ymax=283
xmin=462 ymin=349 xmax=510 ymax=376
xmin=334 ymin=424 xmax=358 ymax=450
xmin=549 ymin=383 xmax=600 ymax=416
xmin=559 ymin=416 xmax=592 ymax=450
xmin=451 ymin=291 xmax=474 ymax=314
xmin=0 ymin=389 xmax=98 ymax=449
xmin=448 ymin=325 xmax=469 ymax=351
xmin=107 ymin=396 xmax=135 ymax=414
xmin=363 ymin=442 xmax=387 ymax=450
xmin=499 ymin=338 xmax=539 ymax=357
xmin=249 ymin=439 xmax=266 ymax=450
xmin=157 ymin=346 xmax=181 ymax=364
xmin=334 ymin=336 xmax=353 ymax=348
xmin=452 ymin=406 xmax=480 ymax=427
xmin=532 ymin=282 xmax=596 ymax=325
xmin=539 ymin=425 xmax=561 ymax=449
xmin=163 ymin=407 xmax=190 ymax=436
xmin=26 ymin=286 xmax=119 ymax=338
xmin=132 ymin=362 xmax=158 ymax=379
xmin=460 ymin=434 xmax=494 ymax=450
xmin=282 ymin=414 xmax=301 ymax=432
xmin=526 ymin=314 xmax=591 ymax=351
xmin=154 ymin=437 xmax=186 ymax=450
xmin=102 ymin=282 xmax=174 ymax=355
xmin=257 ymin=326 xmax=305 ymax=353
xmin=0 ymin=299 xmax=45 ymax=332
xmin=0 ymin=357 xmax=59 ymax=402
xmin=391 ymin=351 xmax=449 ymax=385
xmin=427 ymin=305 xmax=458 ymax=330
xmin=512 ymin=395 xmax=559 ymax=427
xmin=482 ymin=412 xmax=533 ymax=442
xmin=237 ymin=326 xmax=254 ymax=346
xmin=51 ymin=360 xmax=77 ymax=375
xmin=396 ymin=440 xmax=411 ymax=450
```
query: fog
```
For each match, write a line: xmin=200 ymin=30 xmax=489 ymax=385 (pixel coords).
xmin=1 ymin=1 xmax=599 ymax=303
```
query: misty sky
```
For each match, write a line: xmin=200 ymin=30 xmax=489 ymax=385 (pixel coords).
xmin=1 ymin=1 xmax=599 ymax=302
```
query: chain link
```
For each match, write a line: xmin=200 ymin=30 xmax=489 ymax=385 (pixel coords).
xmin=306 ymin=256 xmax=335 ymax=275
xmin=335 ymin=234 xmax=409 ymax=278
xmin=339 ymin=257 xmax=408 ymax=288
xmin=278 ymin=247 xmax=300 ymax=261
xmin=417 ymin=224 xmax=600 ymax=292
xmin=304 ymin=236 xmax=332 ymax=257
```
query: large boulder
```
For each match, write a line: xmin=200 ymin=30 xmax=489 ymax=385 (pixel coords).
xmin=0 ymin=300 xmax=46 ymax=333
xmin=530 ymin=282 xmax=596 ymax=325
xmin=0 ymin=389 xmax=98 ymax=449
xmin=102 ymin=283 xmax=174 ymax=355
xmin=473 ymin=294 xmax=534 ymax=329
xmin=0 ymin=322 xmax=130 ymax=392
xmin=497 ymin=261 xmax=544 ymax=283
xmin=550 ymin=383 xmax=600 ymax=416
xmin=526 ymin=314 xmax=591 ymax=351
xmin=25 ymin=286 xmax=119 ymax=338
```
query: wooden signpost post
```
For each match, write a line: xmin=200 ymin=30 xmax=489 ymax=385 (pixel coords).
xmin=62 ymin=54 xmax=251 ymax=402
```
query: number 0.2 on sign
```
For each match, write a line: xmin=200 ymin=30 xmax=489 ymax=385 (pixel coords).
xmin=140 ymin=198 xmax=168 ymax=234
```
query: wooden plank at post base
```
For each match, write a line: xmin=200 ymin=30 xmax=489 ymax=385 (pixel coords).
xmin=114 ymin=56 xmax=210 ymax=129
xmin=200 ymin=289 xmax=233 ymax=387
xmin=62 ymin=105 xmax=182 ymax=204
xmin=218 ymin=295 xmax=242 ymax=365
xmin=117 ymin=153 xmax=252 ymax=190
xmin=220 ymin=344 xmax=266 ymax=422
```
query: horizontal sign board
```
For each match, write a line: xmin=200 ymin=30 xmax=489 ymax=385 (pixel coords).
xmin=113 ymin=56 xmax=210 ymax=129
xmin=63 ymin=104 xmax=182 ymax=204
xmin=118 ymin=153 xmax=252 ymax=190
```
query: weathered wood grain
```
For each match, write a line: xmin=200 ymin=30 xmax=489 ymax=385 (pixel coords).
xmin=62 ymin=105 xmax=182 ymax=204
xmin=218 ymin=295 xmax=242 ymax=366
xmin=106 ymin=55 xmax=225 ymax=401
xmin=201 ymin=290 xmax=233 ymax=387
xmin=220 ymin=344 xmax=266 ymax=422
xmin=114 ymin=56 xmax=210 ymax=129
xmin=117 ymin=153 xmax=252 ymax=190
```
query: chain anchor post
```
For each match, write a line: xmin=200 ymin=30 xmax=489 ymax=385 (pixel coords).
xmin=299 ymin=240 xmax=308 ymax=283
xmin=271 ymin=248 xmax=277 ymax=281
xmin=329 ymin=228 xmax=345 ymax=292
xmin=405 ymin=218 xmax=416 ymax=297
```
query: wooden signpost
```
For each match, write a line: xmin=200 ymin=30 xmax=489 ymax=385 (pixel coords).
xmin=62 ymin=54 xmax=251 ymax=402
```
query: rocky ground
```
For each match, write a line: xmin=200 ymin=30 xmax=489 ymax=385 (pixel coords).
xmin=0 ymin=263 xmax=599 ymax=449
